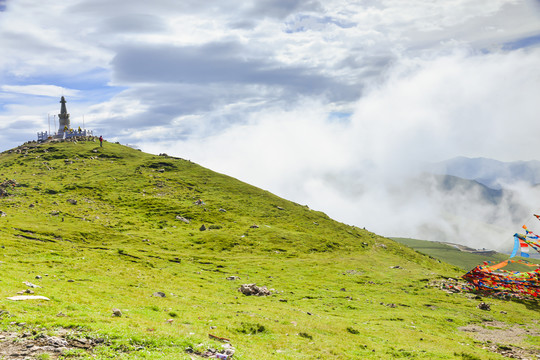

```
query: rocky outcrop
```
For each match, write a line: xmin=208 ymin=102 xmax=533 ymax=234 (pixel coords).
xmin=238 ymin=284 xmax=271 ymax=296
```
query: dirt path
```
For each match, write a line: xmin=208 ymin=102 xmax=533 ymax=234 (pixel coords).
xmin=460 ymin=321 xmax=540 ymax=359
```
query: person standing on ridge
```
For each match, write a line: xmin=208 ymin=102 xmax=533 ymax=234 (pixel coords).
xmin=99 ymin=135 xmax=103 ymax=147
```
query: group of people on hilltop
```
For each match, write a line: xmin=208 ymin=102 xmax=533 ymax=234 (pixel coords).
xmin=61 ymin=125 xmax=94 ymax=136
xmin=62 ymin=124 xmax=104 ymax=147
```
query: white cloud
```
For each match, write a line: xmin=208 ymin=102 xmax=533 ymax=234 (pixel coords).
xmin=2 ymin=85 xmax=80 ymax=97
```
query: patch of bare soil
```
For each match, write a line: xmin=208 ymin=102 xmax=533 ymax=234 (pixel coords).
xmin=0 ymin=328 xmax=104 ymax=359
xmin=460 ymin=321 xmax=540 ymax=359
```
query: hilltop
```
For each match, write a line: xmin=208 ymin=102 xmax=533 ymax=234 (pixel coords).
xmin=0 ymin=138 xmax=538 ymax=359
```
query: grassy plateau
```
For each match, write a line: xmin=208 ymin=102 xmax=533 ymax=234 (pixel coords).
xmin=0 ymin=138 xmax=538 ymax=359
xmin=390 ymin=238 xmax=536 ymax=271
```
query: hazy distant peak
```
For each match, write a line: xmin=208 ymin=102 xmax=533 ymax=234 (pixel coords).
xmin=427 ymin=157 xmax=540 ymax=189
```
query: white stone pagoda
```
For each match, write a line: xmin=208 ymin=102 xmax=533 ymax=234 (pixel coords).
xmin=37 ymin=96 xmax=93 ymax=141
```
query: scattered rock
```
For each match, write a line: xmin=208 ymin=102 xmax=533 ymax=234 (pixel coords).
xmin=0 ymin=327 xmax=107 ymax=358
xmin=218 ymin=208 xmax=227 ymax=212
xmin=175 ymin=215 xmax=190 ymax=223
xmin=157 ymin=169 xmax=165 ymax=173
xmin=152 ymin=292 xmax=166 ymax=298
xmin=343 ymin=269 xmax=363 ymax=275
xmin=478 ymin=302 xmax=491 ymax=311
xmin=112 ymin=308 xmax=122 ymax=317
xmin=0 ymin=211 xmax=6 ymax=217
xmin=460 ymin=320 xmax=540 ymax=359
xmin=23 ymin=281 xmax=40 ymax=288
xmin=483 ymin=343 xmax=539 ymax=359
xmin=239 ymin=283 xmax=272 ymax=296
xmin=6 ymin=295 xmax=50 ymax=301
xmin=276 ymin=206 xmax=285 ymax=210
xmin=67 ymin=199 xmax=77 ymax=205
xmin=226 ymin=276 xmax=240 ymax=281
xmin=390 ymin=265 xmax=402 ymax=269
xmin=199 ymin=224 xmax=207 ymax=231
xmin=222 ymin=343 xmax=236 ymax=357
xmin=250 ymin=225 xmax=259 ymax=229
xmin=47 ymin=336 xmax=68 ymax=347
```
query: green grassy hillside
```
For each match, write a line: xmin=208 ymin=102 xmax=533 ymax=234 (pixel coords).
xmin=0 ymin=139 xmax=538 ymax=359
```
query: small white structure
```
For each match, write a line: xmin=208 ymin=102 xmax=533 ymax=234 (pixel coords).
xmin=37 ymin=96 xmax=94 ymax=141
xmin=38 ymin=129 xmax=94 ymax=141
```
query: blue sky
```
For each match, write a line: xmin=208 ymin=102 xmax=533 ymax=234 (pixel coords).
xmin=1 ymin=0 xmax=540 ymax=245
xmin=503 ymin=33 xmax=540 ymax=50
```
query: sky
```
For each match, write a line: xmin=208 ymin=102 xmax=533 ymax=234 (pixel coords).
xmin=1 ymin=0 xmax=540 ymax=249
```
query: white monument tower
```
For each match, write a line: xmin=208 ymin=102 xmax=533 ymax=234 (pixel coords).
xmin=37 ymin=96 xmax=93 ymax=141
xmin=58 ymin=96 xmax=70 ymax=134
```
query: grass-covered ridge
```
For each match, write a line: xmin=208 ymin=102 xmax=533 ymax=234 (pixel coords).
xmin=390 ymin=237 xmax=536 ymax=271
xmin=0 ymin=139 xmax=538 ymax=359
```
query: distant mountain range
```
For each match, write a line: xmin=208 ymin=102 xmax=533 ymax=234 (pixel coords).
xmin=427 ymin=156 xmax=540 ymax=189
xmin=394 ymin=157 xmax=540 ymax=251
